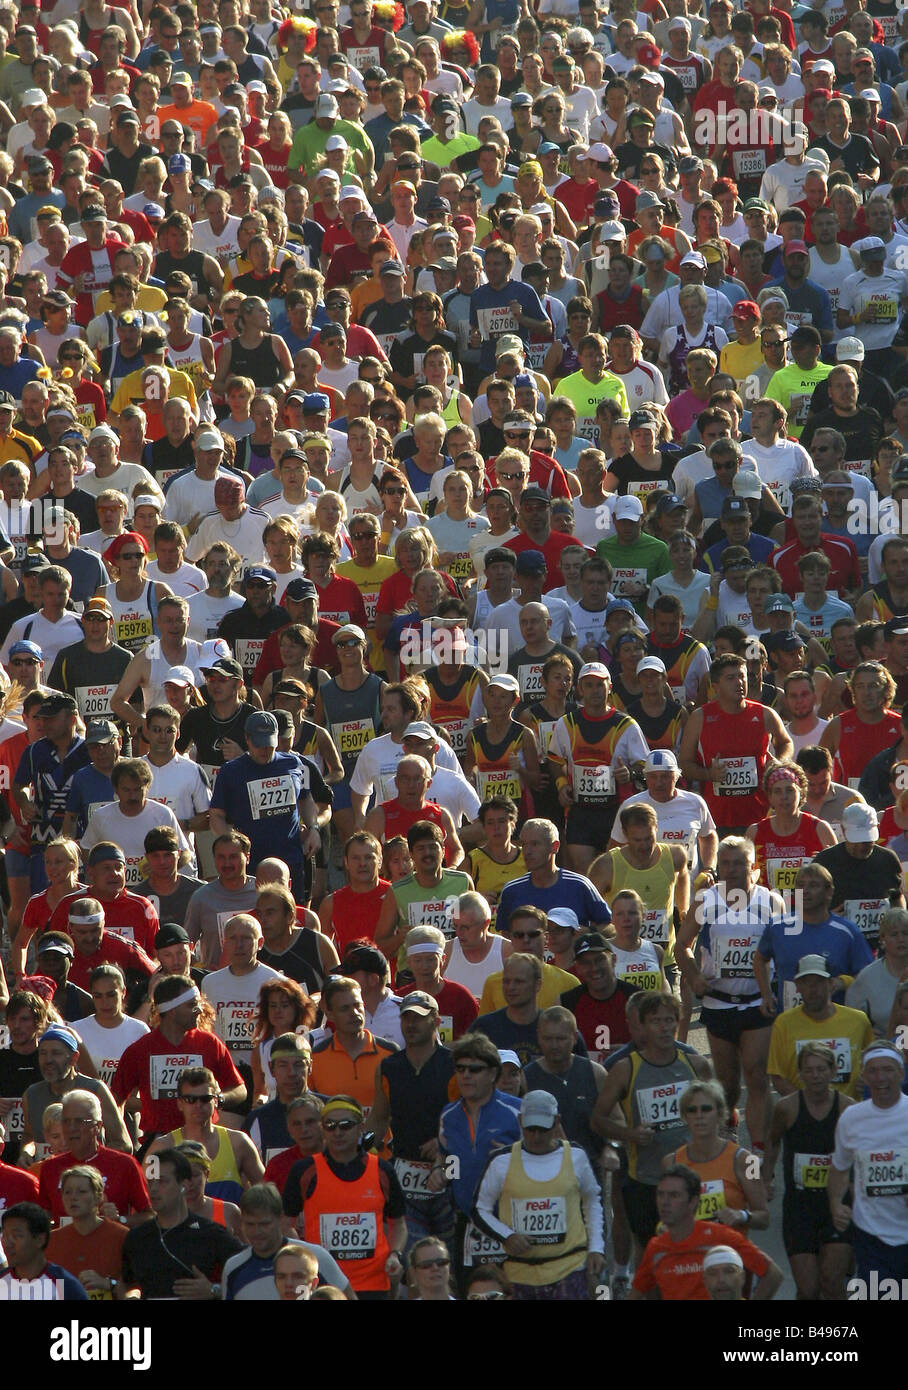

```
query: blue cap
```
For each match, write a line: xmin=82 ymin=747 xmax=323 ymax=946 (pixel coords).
xmin=538 ymin=141 xmax=561 ymax=155
xmin=244 ymin=565 xmax=277 ymax=585
xmin=515 ymin=549 xmax=547 ymax=574
xmin=143 ymin=201 xmax=165 ymax=218
xmin=246 ymin=710 xmax=279 ymax=748
xmin=168 ymin=153 xmax=190 ymax=174
xmin=9 ymin=639 xmax=43 ymax=660
xmin=513 ymin=372 xmax=535 ymax=388
xmin=764 ymin=593 xmax=794 ymax=613
xmin=302 ymin=392 xmax=330 ymax=413
xmin=606 ymin=598 xmax=637 ymax=617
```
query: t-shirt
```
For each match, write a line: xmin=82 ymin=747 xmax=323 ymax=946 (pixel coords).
xmin=832 ymin=1093 xmax=908 ymax=1244
xmin=766 ymin=1003 xmax=874 ymax=1097
xmin=210 ymin=750 xmax=310 ymax=869
xmin=71 ymin=1015 xmax=149 ymax=1087
xmin=394 ymin=980 xmax=478 ymax=1045
xmin=38 ymin=1145 xmax=151 ymax=1223
xmin=121 ymin=1213 xmax=244 ymax=1299
xmin=632 ymin=1220 xmax=770 ymax=1300
xmin=201 ymin=962 xmax=283 ymax=1063
xmin=112 ymin=1026 xmax=244 ymax=1138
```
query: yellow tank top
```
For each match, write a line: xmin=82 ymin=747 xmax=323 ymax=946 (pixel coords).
xmin=168 ymin=1125 xmax=243 ymax=1200
xmin=498 ymin=1140 xmax=588 ymax=1286
xmin=607 ymin=843 xmax=677 ymax=961
xmin=467 ymin=846 xmax=527 ymax=932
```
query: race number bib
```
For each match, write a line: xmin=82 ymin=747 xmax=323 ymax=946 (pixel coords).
xmin=331 ymin=719 xmax=373 ymax=759
xmin=319 ymin=1211 xmax=377 ymax=1259
xmin=476 ymin=307 xmax=519 ymax=341
xmin=2 ymin=1098 xmax=23 ymax=1136
xmin=463 ymin=1220 xmax=506 ymax=1267
xmin=795 ymin=1036 xmax=852 ymax=1082
xmin=217 ymin=1002 xmax=255 ymax=1050
xmin=535 ymin=720 xmax=556 ymax=755
xmin=616 ymin=961 xmax=662 ymax=991
xmin=635 ymin=1079 xmax=690 ymax=1128
xmin=476 ymin=768 xmax=522 ymax=802
xmin=782 ymin=979 xmax=803 ymax=1010
xmin=627 ymin=478 xmax=662 ymax=497
xmin=719 ymin=756 xmax=757 ymax=794
xmin=107 ymin=924 xmax=136 ymax=943
xmin=407 ymin=898 xmax=453 ymax=933
xmin=437 ymin=1014 xmax=454 ymax=1045
xmin=866 ymin=293 xmax=897 ymax=322
xmin=638 ymin=909 xmax=669 ymax=945
xmin=235 ymin=638 xmax=265 ymax=674
xmin=149 ymin=1052 xmax=204 ymax=1099
xmin=766 ymin=858 xmax=803 ymax=894
xmin=517 ymin=663 xmax=545 ymax=701
xmin=116 ymin=614 xmax=153 ymax=652
xmin=393 ymin=1158 xmax=433 ymax=1198
xmin=347 ymin=44 xmax=381 ymax=70
xmin=247 ymin=774 xmax=297 ymax=820
xmin=75 ymin=683 xmax=117 ymax=718
xmin=510 ymin=1195 xmax=567 ymax=1245
xmin=441 ymin=718 xmax=469 ymax=756
xmin=611 ymin=566 xmax=647 ymax=597
xmin=447 ymin=553 xmax=474 ymax=582
xmin=378 ymin=770 xmax=399 ymax=803
xmin=794 ymin=1152 xmax=831 ymax=1190
xmin=572 ymin=763 xmax=614 ymax=803
xmin=843 ymin=899 xmax=887 ymax=939
xmin=733 ymin=148 xmax=766 ymax=178
xmin=859 ymin=1148 xmax=908 ymax=1197
xmin=714 ymin=935 xmax=757 ymax=980
xmin=696 ymin=1178 xmax=726 ymax=1219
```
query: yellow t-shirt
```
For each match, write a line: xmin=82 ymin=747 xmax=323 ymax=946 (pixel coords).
xmin=478 ymin=961 xmax=579 ymax=1015
xmin=0 ymin=426 xmax=41 ymax=469
xmin=94 ymin=286 xmax=168 ymax=316
xmin=719 ymin=336 xmax=763 ymax=386
xmin=766 ymin=1003 xmax=874 ymax=1098
xmin=336 ymin=555 xmax=397 ymax=673
xmin=110 ymin=366 xmax=198 ymax=417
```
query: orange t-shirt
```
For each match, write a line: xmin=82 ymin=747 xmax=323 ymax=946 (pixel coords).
xmin=158 ymin=100 xmax=218 ymax=148
xmin=308 ymin=1031 xmax=398 ymax=1108
xmin=626 ymin=224 xmax=687 ymax=274
xmin=632 ymin=1219 xmax=769 ymax=1300
xmin=47 ymin=1218 xmax=129 ymax=1296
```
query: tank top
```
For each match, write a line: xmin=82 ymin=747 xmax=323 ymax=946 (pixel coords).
xmin=607 ymin=844 xmax=677 ymax=954
xmin=331 ymin=881 xmax=390 ymax=956
xmin=525 ymin=700 xmax=574 ymax=759
xmin=497 ymin=1140 xmax=588 ymax=1285
xmin=441 ymin=390 xmax=463 ymax=429
xmin=522 ymin=1057 xmax=601 ymax=1163
xmin=207 ymin=1197 xmax=228 ymax=1227
xmin=259 ymin=929 xmax=326 ymax=995
xmin=624 ymin=696 xmax=685 ymax=754
xmin=697 ymin=698 xmax=771 ymax=828
xmin=624 ymin=1047 xmax=699 ymax=1183
xmin=556 ymin=332 xmax=581 ymax=377
xmin=167 ymin=334 xmax=211 ymax=404
xmin=782 ymin=1090 xmax=843 ymax=1198
xmin=869 ymin=580 xmax=907 ymax=622
xmin=228 ymin=335 xmax=283 ymax=388
xmin=834 ymin=709 xmax=903 ymax=789
xmin=668 ymin=322 xmax=719 ymax=397
xmin=468 ymin=720 xmax=525 ymax=804
xmin=611 ymin=939 xmax=663 ymax=992
xmin=338 ymin=469 xmax=383 ymax=514
xmin=607 ymin=448 xmax=678 ymax=499
xmin=445 ymin=933 xmax=505 ymax=1000
xmin=146 ymin=638 xmax=201 ymax=709
xmin=303 ymin=1152 xmax=391 ymax=1292
xmin=319 ymin=672 xmax=383 ymax=771
xmin=425 ymin=666 xmax=481 ymax=760
xmin=751 ymin=812 xmax=827 ymax=895
xmin=698 ymin=883 xmax=775 ymax=1010
xmin=466 ymin=847 xmax=526 ymax=931
xmin=551 ymin=708 xmax=636 ymax=815
xmin=382 ymin=796 xmax=446 ymax=842
xmin=168 ymin=1125 xmax=243 ymax=1204
xmin=672 ymin=1139 xmax=747 ymax=1221
xmin=102 ymin=578 xmax=158 ymax=654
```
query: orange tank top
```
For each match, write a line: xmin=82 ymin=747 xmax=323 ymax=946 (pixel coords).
xmin=673 ymin=1140 xmax=747 ymax=1221
xmin=303 ymin=1152 xmax=391 ymax=1292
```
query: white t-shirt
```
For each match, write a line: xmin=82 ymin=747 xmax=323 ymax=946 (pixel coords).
xmin=192 ymin=215 xmax=242 ymax=264
xmin=78 ymin=462 xmax=162 ymax=501
xmin=145 ymin=559 xmax=207 ymax=597
xmin=349 ymin=730 xmax=458 ymax=801
xmin=0 ymin=610 xmax=84 ymax=668
xmin=72 ymin=1014 xmax=150 ymax=1087
xmin=476 ymin=595 xmax=576 ymax=652
xmin=80 ymin=800 xmax=191 ymax=886
xmin=145 ymin=752 xmax=211 ymax=825
xmin=461 ymin=96 xmax=514 ymax=136
xmin=832 ymin=1093 xmax=908 ymax=1244
xmin=739 ymin=436 xmax=816 ymax=510
xmin=162 ymin=467 xmax=239 ymax=529
xmin=185 ymin=506 xmax=269 ymax=565
xmin=838 ymin=267 xmax=908 ymax=352
xmin=808 ymin=246 xmax=856 ymax=330
xmin=186 ymin=589 xmax=244 ymax=641
xmin=202 ymin=961 xmax=283 ymax=1064
xmin=610 ymin=788 xmax=716 ymax=863
xmin=647 ymin=570 xmax=711 ymax=630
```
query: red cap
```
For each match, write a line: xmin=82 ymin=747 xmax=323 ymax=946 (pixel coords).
xmin=783 ymin=239 xmax=809 ymax=256
xmin=732 ymin=299 xmax=761 ymax=320
xmin=635 ymin=39 xmax=661 ymax=67
xmin=452 ymin=214 xmax=475 ymax=230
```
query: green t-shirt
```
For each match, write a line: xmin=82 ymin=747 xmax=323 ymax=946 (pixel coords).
xmin=421 ymin=133 xmax=481 ymax=165
xmin=596 ymin=532 xmax=672 ymax=615
xmin=391 ymin=869 xmax=473 ymax=967
xmin=287 ymin=117 xmax=374 ymax=176
xmin=764 ymin=361 xmax=833 ymax=436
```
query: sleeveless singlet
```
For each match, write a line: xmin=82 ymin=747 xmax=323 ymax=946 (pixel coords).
xmin=259 ymin=928 xmax=327 ymax=995
xmin=319 ymin=672 xmax=383 ymax=771
xmin=625 ymin=696 xmax=685 ymax=754
xmin=697 ymin=698 xmax=771 ymax=828
xmin=782 ymin=1089 xmax=844 ymax=1199
xmin=228 ymin=335 xmax=283 ymax=388
xmin=146 ymin=638 xmax=201 ymax=709
xmin=445 ymin=933 xmax=505 ymax=1000
xmin=672 ymin=1139 xmax=747 ymax=1221
xmin=624 ymin=1047 xmax=699 ymax=1183
xmin=869 ymin=580 xmax=908 ymax=623
xmin=338 ymin=469 xmax=383 ymax=514
xmin=522 ymin=1056 xmax=601 ymax=1162
xmin=556 ymin=332 xmax=581 ymax=377
xmin=751 ymin=812 xmax=827 ymax=895
xmin=168 ymin=1125 xmax=243 ymax=1204
xmin=834 ymin=709 xmax=903 ymax=789
xmin=102 ymin=578 xmax=158 ymax=654
xmin=330 ymin=881 xmax=389 ymax=956
xmin=611 ymin=938 xmax=663 ymax=992
xmin=303 ymin=1152 xmax=391 ymax=1292
xmin=667 ymin=321 xmax=720 ymax=397
xmin=497 ymin=1140 xmax=588 ymax=1286
xmin=468 ymin=721 xmax=525 ymax=804
xmin=607 ymin=844 xmax=677 ymax=955
xmin=382 ymin=796 xmax=447 ymax=843
xmin=698 ymin=884 xmax=775 ymax=1012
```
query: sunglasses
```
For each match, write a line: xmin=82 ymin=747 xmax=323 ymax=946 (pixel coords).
xmin=180 ymin=1094 xmax=217 ymax=1104
xmin=322 ymin=1117 xmax=359 ymax=1131
xmin=413 ymin=1257 xmax=450 ymax=1269
xmin=684 ymin=1104 xmax=716 ymax=1114
xmin=455 ymin=1063 xmax=490 ymax=1074
xmin=511 ymin=929 xmax=543 ymax=939
xmin=382 ymin=486 xmax=405 ymax=495
xmin=335 ymin=638 xmax=362 ymax=648
xmin=117 ymin=551 xmax=145 ymax=561
xmin=468 ymin=1290 xmax=507 ymax=1300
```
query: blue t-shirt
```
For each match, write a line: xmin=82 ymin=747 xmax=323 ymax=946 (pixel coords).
xmin=210 ymin=749 xmax=309 ymax=868
xmin=764 ymin=276 xmax=834 ymax=337
xmin=496 ymin=869 xmax=612 ymax=937
xmin=757 ymin=912 xmax=873 ymax=1011
xmin=555 ymin=438 xmax=587 ymax=473
xmin=439 ymin=1089 xmax=523 ymax=1215
xmin=700 ymin=532 xmax=775 ymax=574
xmin=470 ymin=279 xmax=548 ymax=373
xmin=14 ymin=735 xmax=89 ymax=847
xmin=65 ymin=764 xmax=114 ymax=838
xmin=0 ymin=356 xmax=40 ymax=398
xmin=0 ymin=1261 xmax=88 ymax=1300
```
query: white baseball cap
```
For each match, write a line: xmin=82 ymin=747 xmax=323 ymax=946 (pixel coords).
xmin=614 ymin=495 xmax=644 ymax=520
xmin=578 ymin=662 xmax=611 ymax=681
xmin=637 ymin=656 xmax=666 ymax=676
xmin=842 ymin=803 xmax=878 ymax=843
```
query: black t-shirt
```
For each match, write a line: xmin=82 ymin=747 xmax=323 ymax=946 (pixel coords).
xmin=177 ymin=698 xmax=258 ymax=768
xmin=808 ymin=366 xmax=893 ymax=422
xmin=389 ymin=328 xmax=458 ymax=386
xmin=0 ymin=1046 xmax=40 ymax=1164
xmin=800 ymin=406 xmax=883 ymax=464
xmin=121 ymin=1213 xmax=244 ymax=1298
xmin=813 ymin=132 xmax=880 ymax=179
xmin=812 ymin=841 xmax=903 ymax=948
xmin=46 ymin=485 xmax=98 ymax=536
xmin=101 ymin=142 xmax=156 ymax=196
xmin=147 ymin=435 xmax=195 ymax=487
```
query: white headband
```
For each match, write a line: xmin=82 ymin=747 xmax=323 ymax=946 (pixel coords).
xmin=407 ymin=942 xmax=444 ymax=955
xmin=68 ymin=911 xmax=103 ymax=925
xmin=863 ymin=1043 xmax=905 ymax=1068
xmin=157 ymin=985 xmax=200 ymax=1014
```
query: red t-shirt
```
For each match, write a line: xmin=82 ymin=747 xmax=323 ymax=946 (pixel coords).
xmin=311 ymin=575 xmax=368 ymax=628
xmin=0 ymin=1159 xmax=40 ymax=1206
xmin=310 ymin=324 xmax=388 ymax=364
xmin=771 ymin=534 xmax=860 ymax=598
xmin=375 ymin=568 xmax=458 ymax=619
xmin=263 ymin=1144 xmax=302 ymax=1193
xmin=56 ymin=236 xmax=128 ymax=326
xmin=504 ymin=529 xmax=587 ymax=591
xmin=633 ymin=1219 xmax=769 ymax=1300
xmin=252 ymin=140 xmax=292 ymax=190
xmin=330 ymin=880 xmax=391 ymax=956
xmin=48 ymin=889 xmax=159 ymax=957
xmin=252 ymin=615 xmax=341 ymax=686
xmin=66 ymin=931 xmax=156 ymax=992
xmin=487 ymin=450 xmax=572 ymax=500
xmin=552 ymin=176 xmax=598 ymax=226
xmin=38 ymin=1144 xmax=151 ymax=1223
xmin=112 ymin=1026 xmax=244 ymax=1139
xmin=595 ymin=283 xmax=645 ymax=333
xmin=395 ymin=979 xmax=478 ymax=1040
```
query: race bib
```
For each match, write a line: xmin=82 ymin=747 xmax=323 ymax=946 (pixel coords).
xmin=437 ymin=1013 xmax=454 ymax=1045
xmin=794 ymin=1152 xmax=831 ymax=1190
xmin=535 ymin=720 xmax=555 ymax=755
xmin=795 ymin=1036 xmax=851 ymax=1082
xmin=572 ymin=763 xmax=614 ymax=803
xmin=331 ymin=718 xmax=373 ymax=759
xmin=627 ymin=478 xmax=662 ymax=496
xmin=378 ymin=770 xmax=399 ymax=804
xmin=393 ymin=1158 xmax=433 ymax=1198
xmin=463 ymin=1220 xmax=506 ymax=1267
xmin=476 ymin=307 xmax=519 ymax=341
xmin=696 ymin=1178 xmax=726 ymax=1219
xmin=638 ymin=909 xmax=669 ymax=945
xmin=733 ymin=148 xmax=766 ymax=178
xmin=446 ymin=553 xmax=474 ymax=581
xmin=217 ymin=1001 xmax=256 ymax=1050
xmin=407 ymin=897 xmax=453 ymax=934
xmin=518 ymin=664 xmax=545 ymax=701
xmin=247 ymin=774 xmax=297 ymax=820
xmin=441 ymin=718 xmax=469 ymax=756
xmin=347 ymin=44 xmax=381 ymax=70
xmin=714 ymin=935 xmax=757 ymax=980
xmin=719 ymin=756 xmax=757 ymax=794
xmin=671 ymin=685 xmax=686 ymax=704
xmin=75 ymin=683 xmax=117 ymax=718
xmin=149 ymin=1052 xmax=204 ymax=1099
xmin=510 ymin=1195 xmax=567 ymax=1245
xmin=476 ymin=768 xmax=522 ymax=802
xmin=782 ymin=979 xmax=803 ymax=1010
xmin=319 ymin=1211 xmax=377 ymax=1259
xmin=611 ymin=566 xmax=647 ymax=597
xmin=766 ymin=857 xmax=803 ymax=894
xmin=859 ymin=1148 xmax=908 ymax=1197
xmin=843 ymin=898 xmax=887 ymax=941
xmin=635 ymin=1079 xmax=690 ymax=1128
xmin=235 ymin=638 xmax=265 ymax=674
xmin=616 ymin=961 xmax=662 ymax=991
xmin=2 ymin=1098 xmax=23 ymax=1136
xmin=116 ymin=614 xmax=153 ymax=652
xmin=866 ymin=293 xmax=897 ymax=322
xmin=95 ymin=1057 xmax=120 ymax=1087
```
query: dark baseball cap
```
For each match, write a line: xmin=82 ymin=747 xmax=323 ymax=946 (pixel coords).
xmin=284 ymin=577 xmax=318 ymax=602
xmin=155 ymin=922 xmax=190 ymax=948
